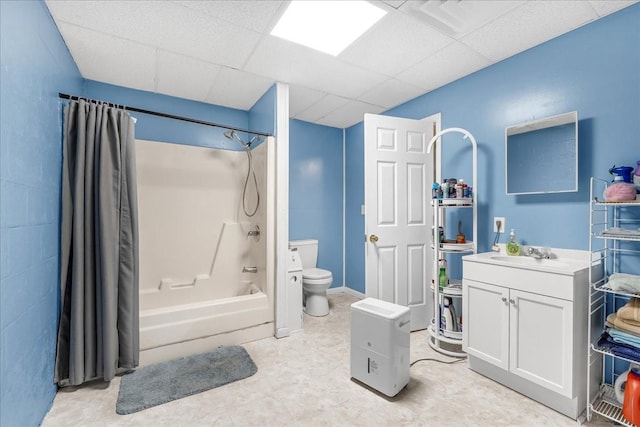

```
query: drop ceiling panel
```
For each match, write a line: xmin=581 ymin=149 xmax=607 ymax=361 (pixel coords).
xmin=396 ymin=42 xmax=492 ymax=92
xmin=47 ymin=0 xmax=261 ymax=69
xmin=293 ymin=94 xmax=350 ymax=123
xmin=399 ymin=0 xmax=525 ymax=38
xmin=358 ymin=78 xmax=425 ymax=109
xmin=460 ymin=1 xmax=599 ymax=62
xmin=172 ymin=0 xmax=286 ymax=33
xmin=317 ymin=99 xmax=385 ymax=129
xmin=56 ymin=22 xmax=156 ymax=92
xmin=288 ymin=85 xmax=327 ymax=117
xmin=156 ymin=51 xmax=221 ymax=103
xmin=245 ymin=37 xmax=388 ymax=98
xmin=589 ymin=0 xmax=638 ymax=16
xmin=339 ymin=11 xmax=454 ymax=77
xmin=205 ymin=67 xmax=275 ymax=111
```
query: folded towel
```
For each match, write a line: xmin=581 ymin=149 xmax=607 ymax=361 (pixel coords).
xmin=618 ymin=297 xmax=640 ymax=325
xmin=598 ymin=332 xmax=640 ymax=362
xmin=609 ymin=273 xmax=640 ymax=294
xmin=609 ymin=327 xmax=640 ymax=348
xmin=601 ymin=227 xmax=640 ymax=238
xmin=607 ymin=313 xmax=640 ymax=336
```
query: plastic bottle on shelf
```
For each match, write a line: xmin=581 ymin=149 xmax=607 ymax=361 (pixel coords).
xmin=623 ymin=369 xmax=640 ymax=425
xmin=441 ymin=180 xmax=449 ymax=199
xmin=448 ymin=299 xmax=459 ymax=332
xmin=447 ymin=178 xmax=457 ymax=198
xmin=438 ymin=259 xmax=448 ymax=291
xmin=506 ymin=229 xmax=521 ymax=256
xmin=634 ymin=160 xmax=640 ymax=187
xmin=456 ymin=179 xmax=464 ymax=198
xmin=432 ymin=182 xmax=439 ymax=199
xmin=442 ymin=297 xmax=454 ymax=332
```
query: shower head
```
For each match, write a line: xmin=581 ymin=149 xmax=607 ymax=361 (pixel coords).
xmin=224 ymin=129 xmax=250 ymax=147
xmin=223 ymin=129 xmax=261 ymax=148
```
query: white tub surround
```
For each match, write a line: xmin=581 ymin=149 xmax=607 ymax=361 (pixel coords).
xmin=135 ymin=139 xmax=274 ymax=365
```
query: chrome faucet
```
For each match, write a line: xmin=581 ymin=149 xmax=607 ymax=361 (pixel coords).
xmin=247 ymin=225 xmax=260 ymax=242
xmin=526 ymin=246 xmax=550 ymax=259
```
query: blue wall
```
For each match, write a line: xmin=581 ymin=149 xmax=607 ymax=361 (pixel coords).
xmin=249 ymin=84 xmax=277 ymax=142
xmin=289 ymin=120 xmax=344 ymax=287
xmin=0 ymin=1 xmax=83 ymax=425
xmin=345 ymin=123 xmax=365 ymax=293
xmin=345 ymin=5 xmax=640 ymax=293
xmin=83 ymin=80 xmax=254 ymax=150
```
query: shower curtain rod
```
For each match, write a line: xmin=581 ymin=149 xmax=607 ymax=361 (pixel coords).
xmin=58 ymin=93 xmax=272 ymax=137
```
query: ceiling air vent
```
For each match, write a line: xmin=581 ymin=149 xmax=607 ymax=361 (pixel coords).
xmin=400 ymin=0 xmax=523 ymax=37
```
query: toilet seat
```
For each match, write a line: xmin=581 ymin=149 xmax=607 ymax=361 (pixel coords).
xmin=303 ymin=268 xmax=332 ymax=281
xmin=303 ymin=268 xmax=332 ymax=286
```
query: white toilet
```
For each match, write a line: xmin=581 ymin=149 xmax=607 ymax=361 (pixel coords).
xmin=288 ymin=239 xmax=333 ymax=317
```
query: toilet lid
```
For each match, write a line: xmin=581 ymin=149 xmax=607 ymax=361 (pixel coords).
xmin=303 ymin=268 xmax=332 ymax=280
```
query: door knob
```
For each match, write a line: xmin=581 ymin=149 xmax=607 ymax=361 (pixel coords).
xmin=369 ymin=234 xmax=379 ymax=243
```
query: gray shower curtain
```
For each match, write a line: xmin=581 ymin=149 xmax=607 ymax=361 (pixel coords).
xmin=54 ymin=99 xmax=139 ymax=386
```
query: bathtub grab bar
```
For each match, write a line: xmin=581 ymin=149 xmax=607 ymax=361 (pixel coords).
xmin=242 ymin=266 xmax=258 ymax=273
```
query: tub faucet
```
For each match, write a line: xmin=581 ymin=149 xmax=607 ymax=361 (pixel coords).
xmin=526 ymin=246 xmax=550 ymax=259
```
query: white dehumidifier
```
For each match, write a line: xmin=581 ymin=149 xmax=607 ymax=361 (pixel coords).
xmin=350 ymin=298 xmax=410 ymax=397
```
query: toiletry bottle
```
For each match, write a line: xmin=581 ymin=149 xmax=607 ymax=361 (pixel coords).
xmin=634 ymin=161 xmax=640 ymax=187
xmin=441 ymin=180 xmax=449 ymax=199
xmin=448 ymin=300 xmax=458 ymax=332
xmin=506 ymin=229 xmax=521 ymax=256
xmin=447 ymin=178 xmax=457 ymax=198
xmin=443 ymin=297 xmax=454 ymax=332
xmin=432 ymin=182 xmax=439 ymax=199
xmin=438 ymin=259 xmax=448 ymax=291
xmin=456 ymin=179 xmax=464 ymax=198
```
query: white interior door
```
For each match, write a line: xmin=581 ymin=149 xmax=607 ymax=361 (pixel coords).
xmin=364 ymin=113 xmax=436 ymax=331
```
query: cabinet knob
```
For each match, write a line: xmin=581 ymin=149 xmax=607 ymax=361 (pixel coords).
xmin=501 ymin=297 xmax=508 ymax=303
xmin=509 ymin=298 xmax=516 ymax=305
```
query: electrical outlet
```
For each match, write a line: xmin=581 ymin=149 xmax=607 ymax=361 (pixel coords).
xmin=494 ymin=217 xmax=506 ymax=233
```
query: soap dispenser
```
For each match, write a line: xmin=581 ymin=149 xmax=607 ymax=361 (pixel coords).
xmin=506 ymin=229 xmax=521 ymax=256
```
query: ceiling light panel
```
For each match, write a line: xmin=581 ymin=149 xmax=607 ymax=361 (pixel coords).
xmin=271 ymin=0 xmax=387 ymax=56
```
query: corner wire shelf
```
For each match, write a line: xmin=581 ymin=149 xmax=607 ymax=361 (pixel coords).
xmin=430 ymin=280 xmax=463 ymax=297
xmin=426 ymin=127 xmax=477 ymax=359
xmin=587 ymin=177 xmax=640 ymax=426
xmin=590 ymin=384 xmax=634 ymax=426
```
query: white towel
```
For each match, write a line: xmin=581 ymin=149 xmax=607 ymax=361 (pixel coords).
xmin=601 ymin=227 xmax=640 ymax=238
xmin=609 ymin=273 xmax=640 ymax=294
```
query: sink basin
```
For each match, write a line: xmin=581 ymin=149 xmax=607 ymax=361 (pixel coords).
xmin=463 ymin=248 xmax=591 ymax=275
xmin=489 ymin=255 xmax=569 ymax=268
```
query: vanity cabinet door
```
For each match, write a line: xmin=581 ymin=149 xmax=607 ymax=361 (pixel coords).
xmin=509 ymin=289 xmax=573 ymax=397
xmin=463 ymin=279 xmax=509 ymax=370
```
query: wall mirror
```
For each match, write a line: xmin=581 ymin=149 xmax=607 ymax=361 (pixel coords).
xmin=505 ymin=111 xmax=578 ymax=195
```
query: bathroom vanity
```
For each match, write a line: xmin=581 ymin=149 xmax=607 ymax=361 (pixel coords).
xmin=462 ymin=249 xmax=592 ymax=420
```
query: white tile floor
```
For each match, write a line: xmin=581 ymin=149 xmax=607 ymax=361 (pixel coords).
xmin=43 ymin=293 xmax=614 ymax=426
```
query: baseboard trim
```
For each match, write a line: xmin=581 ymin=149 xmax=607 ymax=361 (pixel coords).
xmin=327 ymin=286 xmax=364 ymax=299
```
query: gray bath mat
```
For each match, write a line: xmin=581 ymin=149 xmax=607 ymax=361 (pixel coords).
xmin=116 ymin=345 xmax=257 ymax=414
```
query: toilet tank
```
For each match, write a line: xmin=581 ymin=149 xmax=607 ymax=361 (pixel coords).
xmin=288 ymin=239 xmax=318 ymax=270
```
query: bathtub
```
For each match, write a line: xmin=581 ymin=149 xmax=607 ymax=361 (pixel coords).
xmin=139 ymin=283 xmax=273 ymax=365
